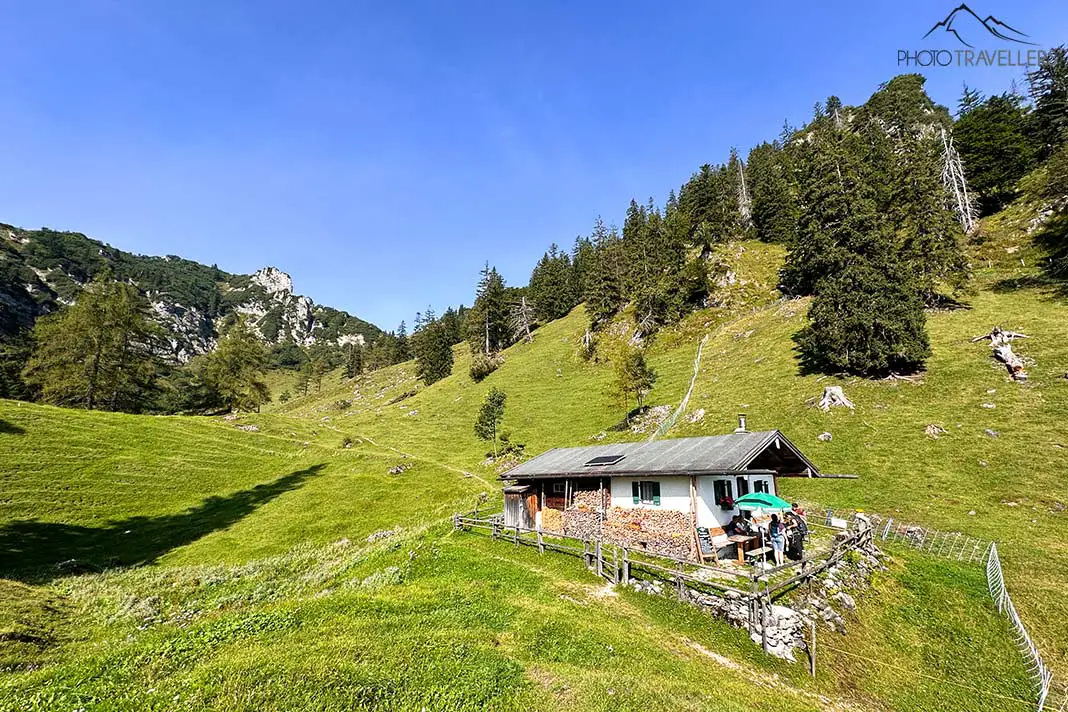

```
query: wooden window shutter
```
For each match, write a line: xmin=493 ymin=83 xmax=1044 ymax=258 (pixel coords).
xmin=652 ymin=481 xmax=661 ymax=506
xmin=632 ymin=481 xmax=640 ymax=504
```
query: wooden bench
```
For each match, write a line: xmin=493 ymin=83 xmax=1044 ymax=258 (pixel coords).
xmin=745 ymin=546 xmax=771 ymax=560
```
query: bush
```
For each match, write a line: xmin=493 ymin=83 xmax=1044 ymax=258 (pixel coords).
xmin=469 ymin=352 xmax=502 ymax=382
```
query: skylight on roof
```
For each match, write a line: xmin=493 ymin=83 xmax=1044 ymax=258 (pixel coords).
xmin=583 ymin=454 xmax=625 ymax=467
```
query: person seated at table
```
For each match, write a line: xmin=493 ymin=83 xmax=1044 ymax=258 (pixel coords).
xmin=727 ymin=514 xmax=751 ymax=536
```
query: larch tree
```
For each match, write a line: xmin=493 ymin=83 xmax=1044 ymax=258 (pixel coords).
xmin=607 ymin=345 xmax=657 ymax=419
xmin=474 ymin=386 xmax=507 ymax=457
xmin=203 ymin=318 xmax=270 ymax=412
xmin=23 ymin=273 xmax=161 ymax=412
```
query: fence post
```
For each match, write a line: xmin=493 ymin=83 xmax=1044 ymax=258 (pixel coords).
xmin=613 ymin=547 xmax=620 ymax=584
xmin=492 ymin=520 xmax=499 ymax=539
xmin=537 ymin=529 xmax=544 ymax=554
xmin=595 ymin=540 xmax=603 ymax=578
xmin=583 ymin=540 xmax=591 ymax=569
xmin=760 ymin=597 xmax=768 ymax=653
xmin=676 ymin=560 xmax=685 ymax=601
xmin=514 ymin=524 xmax=520 ymax=547
xmin=749 ymin=580 xmax=758 ymax=636
xmin=622 ymin=547 xmax=630 ymax=584
xmin=453 ymin=512 xmax=460 ymax=530
xmin=881 ymin=517 xmax=892 ymax=541
xmin=809 ymin=618 xmax=816 ymax=677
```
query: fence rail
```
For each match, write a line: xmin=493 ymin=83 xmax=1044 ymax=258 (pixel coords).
xmin=453 ymin=510 xmax=876 ymax=658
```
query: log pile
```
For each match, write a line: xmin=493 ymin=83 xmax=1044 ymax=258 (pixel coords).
xmin=570 ymin=488 xmax=603 ymax=510
xmin=971 ymin=327 xmax=1031 ymax=381
xmin=562 ymin=509 xmax=601 ymax=540
xmin=604 ymin=508 xmax=695 ymax=559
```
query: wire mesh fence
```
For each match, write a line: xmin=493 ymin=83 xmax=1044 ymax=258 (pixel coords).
xmin=815 ymin=506 xmax=990 ymax=563
xmin=815 ymin=505 xmax=1059 ymax=710
xmin=987 ymin=543 xmax=1060 ymax=711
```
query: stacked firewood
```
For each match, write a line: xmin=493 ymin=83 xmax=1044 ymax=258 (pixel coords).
xmin=604 ymin=508 xmax=695 ymax=559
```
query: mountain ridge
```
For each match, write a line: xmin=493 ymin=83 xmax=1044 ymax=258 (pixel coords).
xmin=0 ymin=222 xmax=382 ymax=362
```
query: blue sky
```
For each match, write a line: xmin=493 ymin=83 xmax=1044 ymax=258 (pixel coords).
xmin=1 ymin=1 xmax=1064 ymax=329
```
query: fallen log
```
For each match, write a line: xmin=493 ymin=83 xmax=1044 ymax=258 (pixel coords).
xmin=971 ymin=327 xmax=1030 ymax=381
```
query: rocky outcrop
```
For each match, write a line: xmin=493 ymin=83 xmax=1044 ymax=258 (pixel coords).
xmin=0 ymin=223 xmax=380 ymax=362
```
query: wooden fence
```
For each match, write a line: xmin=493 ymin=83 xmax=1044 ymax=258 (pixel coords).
xmin=453 ymin=510 xmax=873 ymax=655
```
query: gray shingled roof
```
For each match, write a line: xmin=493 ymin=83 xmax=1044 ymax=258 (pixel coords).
xmin=501 ymin=430 xmax=816 ymax=480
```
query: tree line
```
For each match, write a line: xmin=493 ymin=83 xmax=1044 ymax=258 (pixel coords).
xmin=8 ymin=54 xmax=1066 ymax=414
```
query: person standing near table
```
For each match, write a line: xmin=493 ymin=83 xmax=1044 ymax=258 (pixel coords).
xmin=768 ymin=513 xmax=786 ymax=566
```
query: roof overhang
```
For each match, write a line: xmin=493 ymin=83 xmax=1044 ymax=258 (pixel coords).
xmin=501 ymin=468 xmax=778 ymax=482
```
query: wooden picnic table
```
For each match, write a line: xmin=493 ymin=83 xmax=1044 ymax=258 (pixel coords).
xmin=727 ymin=534 xmax=757 ymax=562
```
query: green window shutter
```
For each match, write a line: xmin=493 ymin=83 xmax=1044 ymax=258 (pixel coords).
xmin=652 ymin=481 xmax=661 ymax=506
xmin=632 ymin=481 xmax=640 ymax=504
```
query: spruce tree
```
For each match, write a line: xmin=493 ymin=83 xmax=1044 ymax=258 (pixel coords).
xmin=529 ymin=244 xmax=577 ymax=323
xmin=1027 ymin=46 xmax=1068 ymax=157
xmin=796 ymin=255 xmax=930 ymax=376
xmin=584 ymin=219 xmax=626 ymax=330
xmin=465 ymin=263 xmax=510 ymax=353
xmin=412 ymin=308 xmax=454 ymax=385
xmin=747 ymin=141 xmax=798 ymax=244
xmin=780 ymin=113 xmax=877 ymax=296
xmin=953 ymin=93 xmax=1037 ymax=210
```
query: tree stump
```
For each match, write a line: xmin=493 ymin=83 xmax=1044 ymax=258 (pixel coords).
xmin=818 ymin=386 xmax=855 ymax=411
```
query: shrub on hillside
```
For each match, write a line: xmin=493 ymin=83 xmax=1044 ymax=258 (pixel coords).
xmin=469 ymin=352 xmax=502 ymax=382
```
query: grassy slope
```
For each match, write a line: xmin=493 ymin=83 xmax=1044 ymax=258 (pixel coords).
xmin=0 ymin=220 xmax=1061 ymax=710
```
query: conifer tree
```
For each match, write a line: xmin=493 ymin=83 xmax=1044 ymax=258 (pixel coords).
xmin=343 ymin=344 xmax=363 ymax=378
xmin=203 ymin=318 xmax=270 ymax=411
xmin=796 ymin=255 xmax=930 ymax=376
xmin=1027 ymin=46 xmax=1068 ymax=157
xmin=584 ymin=219 xmax=626 ymax=330
xmin=412 ymin=308 xmax=454 ymax=385
xmin=474 ymin=386 xmax=507 ymax=457
xmin=23 ymin=273 xmax=161 ymax=412
xmin=780 ymin=113 xmax=878 ymax=296
xmin=528 ymin=244 xmax=577 ymax=322
xmin=953 ymin=93 xmax=1037 ymax=210
xmin=747 ymin=141 xmax=798 ymax=243
xmin=465 ymin=263 xmax=510 ymax=353
xmin=607 ymin=345 xmax=657 ymax=418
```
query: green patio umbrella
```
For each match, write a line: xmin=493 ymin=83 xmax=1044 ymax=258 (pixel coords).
xmin=733 ymin=492 xmax=792 ymax=511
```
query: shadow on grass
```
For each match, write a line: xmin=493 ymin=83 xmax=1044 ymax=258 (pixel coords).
xmin=0 ymin=419 xmax=25 ymax=435
xmin=0 ymin=463 xmax=326 ymax=582
xmin=993 ymin=212 xmax=1068 ymax=298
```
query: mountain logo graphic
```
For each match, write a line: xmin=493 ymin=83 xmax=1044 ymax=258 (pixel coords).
xmin=923 ymin=4 xmax=1037 ymax=48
